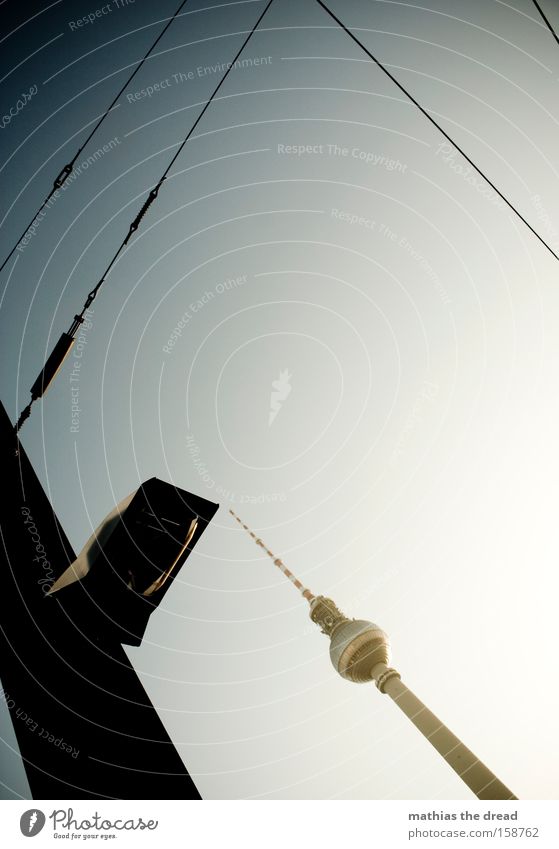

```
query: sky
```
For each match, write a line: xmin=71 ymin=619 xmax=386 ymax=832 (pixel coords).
xmin=1 ymin=0 xmax=559 ymax=800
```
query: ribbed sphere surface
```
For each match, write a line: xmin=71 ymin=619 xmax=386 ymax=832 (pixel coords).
xmin=329 ymin=620 xmax=391 ymax=683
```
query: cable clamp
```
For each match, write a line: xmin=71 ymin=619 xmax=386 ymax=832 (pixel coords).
xmin=54 ymin=163 xmax=73 ymax=189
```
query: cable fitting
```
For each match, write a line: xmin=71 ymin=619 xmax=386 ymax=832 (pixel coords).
xmin=128 ymin=187 xmax=159 ymax=237
xmin=54 ymin=163 xmax=73 ymax=189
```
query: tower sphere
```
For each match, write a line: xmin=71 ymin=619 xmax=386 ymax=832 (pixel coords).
xmin=329 ymin=619 xmax=391 ymax=683
xmin=309 ymin=597 xmax=391 ymax=683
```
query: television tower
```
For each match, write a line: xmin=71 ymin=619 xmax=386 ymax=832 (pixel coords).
xmin=230 ymin=510 xmax=517 ymax=801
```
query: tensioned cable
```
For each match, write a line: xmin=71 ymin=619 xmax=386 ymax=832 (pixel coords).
xmin=0 ymin=0 xmax=192 ymax=278
xmin=14 ymin=0 xmax=275 ymax=434
xmin=531 ymin=0 xmax=559 ymax=48
xmin=315 ymin=0 xmax=559 ymax=264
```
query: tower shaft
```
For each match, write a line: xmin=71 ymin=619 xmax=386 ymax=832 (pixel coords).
xmin=373 ymin=664 xmax=517 ymax=800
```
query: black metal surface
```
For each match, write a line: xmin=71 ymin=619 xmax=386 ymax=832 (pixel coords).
xmin=0 ymin=400 xmax=217 ymax=799
xmin=52 ymin=477 xmax=219 ymax=647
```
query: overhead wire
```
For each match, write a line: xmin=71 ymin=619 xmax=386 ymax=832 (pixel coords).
xmin=0 ymin=0 xmax=192 ymax=278
xmin=530 ymin=0 xmax=559 ymax=48
xmin=15 ymin=0 xmax=557 ymax=433
xmin=315 ymin=0 xmax=559 ymax=264
xmin=14 ymin=0 xmax=276 ymax=434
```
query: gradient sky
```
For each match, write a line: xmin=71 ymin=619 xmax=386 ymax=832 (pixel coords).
xmin=1 ymin=0 xmax=559 ymax=800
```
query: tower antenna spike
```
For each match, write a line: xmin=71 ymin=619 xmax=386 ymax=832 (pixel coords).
xmin=231 ymin=509 xmax=517 ymax=801
xmin=229 ymin=510 xmax=315 ymax=602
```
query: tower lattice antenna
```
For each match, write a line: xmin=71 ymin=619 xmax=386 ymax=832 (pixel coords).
xmin=229 ymin=510 xmax=315 ymax=602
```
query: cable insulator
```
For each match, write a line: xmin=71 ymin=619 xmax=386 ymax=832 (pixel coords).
xmin=29 ymin=332 xmax=75 ymax=400
xmin=13 ymin=0 xmax=275 ymax=433
xmin=0 ymin=0 xmax=191 ymax=277
xmin=126 ymin=187 xmax=160 ymax=242
xmin=53 ymin=163 xmax=74 ymax=190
